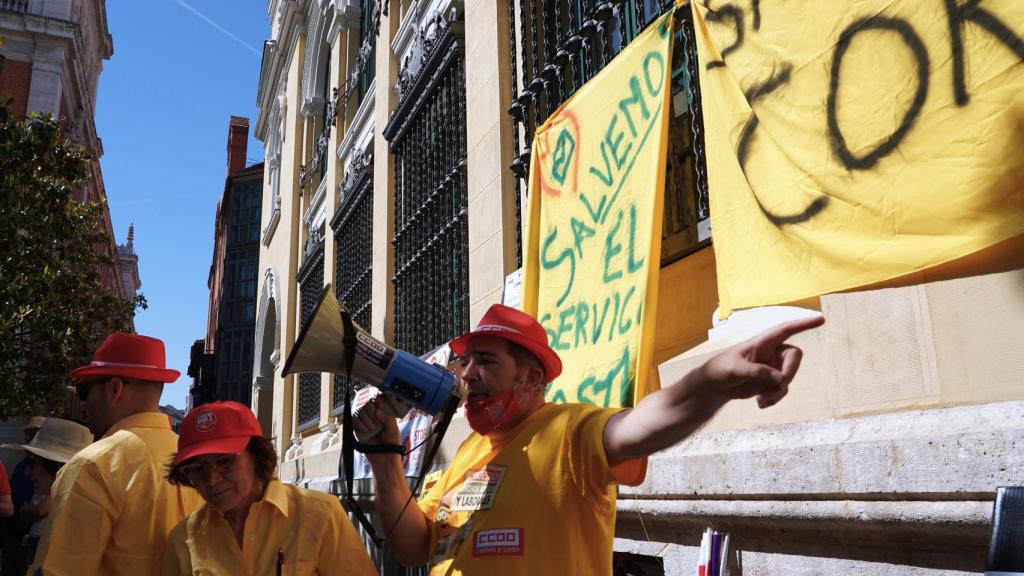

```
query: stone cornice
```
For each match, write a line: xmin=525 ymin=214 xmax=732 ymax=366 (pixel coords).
xmin=1 ymin=8 xmax=108 ymax=152
xmin=335 ymin=78 xmax=374 ymax=161
xmin=304 ymin=176 xmax=329 ymax=232
xmin=382 ymin=7 xmax=463 ymax=146
xmin=623 ymin=400 xmax=1024 ymax=499
xmin=390 ymin=0 xmax=421 ymax=56
xmin=328 ymin=0 xmax=362 ymax=44
xmin=256 ymin=8 xmax=306 ymax=139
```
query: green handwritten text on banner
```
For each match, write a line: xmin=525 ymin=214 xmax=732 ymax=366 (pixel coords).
xmin=523 ymin=14 xmax=673 ymax=408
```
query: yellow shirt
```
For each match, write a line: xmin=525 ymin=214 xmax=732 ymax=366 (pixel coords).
xmin=417 ymin=403 xmax=646 ymax=575
xmin=30 ymin=412 xmax=203 ymax=576
xmin=161 ymin=480 xmax=379 ymax=576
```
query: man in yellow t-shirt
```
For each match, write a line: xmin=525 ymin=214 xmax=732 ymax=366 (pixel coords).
xmin=30 ymin=333 xmax=203 ymax=576
xmin=354 ymin=304 xmax=823 ymax=575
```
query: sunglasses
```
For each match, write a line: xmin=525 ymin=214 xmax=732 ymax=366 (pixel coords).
xmin=76 ymin=377 xmax=121 ymax=402
xmin=75 ymin=381 xmax=96 ymax=402
xmin=178 ymin=454 xmax=239 ymax=485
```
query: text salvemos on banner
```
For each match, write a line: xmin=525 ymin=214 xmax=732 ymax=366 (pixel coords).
xmin=690 ymin=0 xmax=1024 ymax=315
xmin=522 ymin=14 xmax=674 ymax=408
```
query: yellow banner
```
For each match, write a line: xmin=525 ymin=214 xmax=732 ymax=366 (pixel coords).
xmin=521 ymin=14 xmax=673 ymax=408
xmin=691 ymin=0 xmax=1024 ymax=315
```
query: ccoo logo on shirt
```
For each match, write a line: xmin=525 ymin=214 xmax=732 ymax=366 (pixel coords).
xmin=472 ymin=528 xmax=523 ymax=557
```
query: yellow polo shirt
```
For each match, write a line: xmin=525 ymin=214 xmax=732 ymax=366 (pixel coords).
xmin=161 ymin=480 xmax=378 ymax=576
xmin=30 ymin=412 xmax=202 ymax=576
xmin=417 ymin=403 xmax=646 ymax=575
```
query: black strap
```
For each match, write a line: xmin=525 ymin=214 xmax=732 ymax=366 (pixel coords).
xmin=411 ymin=391 xmax=460 ymax=497
xmin=339 ymin=304 xmax=405 ymax=457
xmin=335 ymin=303 xmax=460 ymax=547
xmin=341 ymin=383 xmax=385 ymax=547
xmin=338 ymin=305 xmax=397 ymax=547
xmin=339 ymin=376 xmax=461 ymax=548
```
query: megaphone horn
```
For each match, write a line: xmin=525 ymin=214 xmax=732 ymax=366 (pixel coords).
xmin=281 ymin=283 xmax=353 ymax=377
xmin=282 ymin=283 xmax=458 ymax=417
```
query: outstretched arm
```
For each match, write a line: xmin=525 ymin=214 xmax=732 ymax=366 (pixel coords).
xmin=604 ymin=315 xmax=824 ymax=465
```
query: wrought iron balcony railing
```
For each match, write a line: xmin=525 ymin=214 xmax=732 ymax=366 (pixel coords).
xmin=298 ymin=0 xmax=385 ymax=190
xmin=507 ymin=0 xmax=710 ymax=265
xmin=0 ymin=0 xmax=29 ymax=14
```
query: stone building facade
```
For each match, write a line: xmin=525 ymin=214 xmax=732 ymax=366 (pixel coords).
xmin=253 ymin=1 xmax=1023 ymax=574
xmin=0 ymin=0 xmax=127 ymax=299
xmin=2 ymin=0 xmax=140 ymax=424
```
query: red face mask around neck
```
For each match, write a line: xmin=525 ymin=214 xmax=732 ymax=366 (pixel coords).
xmin=464 ymin=384 xmax=526 ymax=436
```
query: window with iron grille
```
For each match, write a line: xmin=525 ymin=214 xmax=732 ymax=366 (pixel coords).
xmin=383 ymin=8 xmax=469 ymax=357
xmin=216 ymin=330 xmax=253 ymax=406
xmin=356 ymin=0 xmax=378 ymax=102
xmin=506 ymin=0 xmax=709 ymax=266
xmin=331 ymin=150 xmax=374 ymax=413
xmin=296 ymin=231 xmax=325 ymax=431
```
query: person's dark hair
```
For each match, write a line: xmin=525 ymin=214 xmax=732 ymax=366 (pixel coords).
xmin=166 ymin=436 xmax=278 ymax=486
xmin=245 ymin=436 xmax=278 ymax=483
xmin=506 ymin=340 xmax=546 ymax=384
xmin=31 ymin=454 xmax=63 ymax=477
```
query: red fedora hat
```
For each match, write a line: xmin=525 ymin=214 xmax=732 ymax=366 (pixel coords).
xmin=450 ymin=304 xmax=562 ymax=383
xmin=71 ymin=332 xmax=180 ymax=383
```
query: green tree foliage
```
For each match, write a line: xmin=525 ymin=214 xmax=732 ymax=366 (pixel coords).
xmin=0 ymin=48 xmax=145 ymax=419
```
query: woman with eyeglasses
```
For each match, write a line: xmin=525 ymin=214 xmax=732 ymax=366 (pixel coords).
xmin=161 ymin=401 xmax=378 ymax=576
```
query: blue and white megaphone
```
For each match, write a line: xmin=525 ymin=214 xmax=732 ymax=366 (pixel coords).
xmin=283 ymin=284 xmax=462 ymax=545
xmin=281 ymin=284 xmax=460 ymax=440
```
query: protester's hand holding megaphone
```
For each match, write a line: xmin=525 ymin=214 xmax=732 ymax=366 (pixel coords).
xmin=352 ymin=396 xmax=402 ymax=458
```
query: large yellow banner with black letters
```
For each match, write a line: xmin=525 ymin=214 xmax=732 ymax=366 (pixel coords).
xmin=691 ymin=0 xmax=1024 ymax=315
xmin=522 ymin=14 xmax=673 ymax=408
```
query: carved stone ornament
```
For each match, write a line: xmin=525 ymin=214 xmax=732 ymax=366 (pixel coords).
xmin=304 ymin=226 xmax=324 ymax=259
xmin=342 ymin=144 xmax=373 ymax=197
xmin=394 ymin=1 xmax=464 ymax=101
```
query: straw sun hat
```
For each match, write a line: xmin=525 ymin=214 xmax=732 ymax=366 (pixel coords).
xmin=2 ymin=418 xmax=93 ymax=463
xmin=24 ymin=416 xmax=45 ymax=431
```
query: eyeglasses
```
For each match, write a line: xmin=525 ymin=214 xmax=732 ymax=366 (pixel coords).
xmin=75 ymin=382 xmax=95 ymax=402
xmin=178 ymin=454 xmax=239 ymax=485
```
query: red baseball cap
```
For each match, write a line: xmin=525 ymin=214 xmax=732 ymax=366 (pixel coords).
xmin=72 ymin=332 xmax=180 ymax=383
xmin=450 ymin=304 xmax=562 ymax=383
xmin=174 ymin=401 xmax=263 ymax=465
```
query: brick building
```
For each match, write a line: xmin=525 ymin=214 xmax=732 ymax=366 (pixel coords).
xmin=188 ymin=117 xmax=264 ymax=409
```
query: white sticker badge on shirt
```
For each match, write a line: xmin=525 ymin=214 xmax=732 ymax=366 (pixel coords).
xmin=472 ymin=528 xmax=524 ymax=557
xmin=450 ymin=465 xmax=506 ymax=512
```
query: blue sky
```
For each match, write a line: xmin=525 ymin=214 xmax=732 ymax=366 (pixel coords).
xmin=96 ymin=1 xmax=269 ymax=409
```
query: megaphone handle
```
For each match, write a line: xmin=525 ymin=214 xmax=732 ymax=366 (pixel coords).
xmin=354 ymin=423 xmax=384 ymax=444
xmin=412 ymin=390 xmax=461 ymax=497
xmin=353 ymin=392 xmax=412 ymax=445
xmin=340 ymin=381 xmax=384 ymax=548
